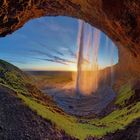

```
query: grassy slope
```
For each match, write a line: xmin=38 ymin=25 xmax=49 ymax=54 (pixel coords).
xmin=0 ymin=60 xmax=30 ymax=93
xmin=0 ymin=59 xmax=139 ymax=140
xmin=17 ymin=85 xmax=140 ymax=140
xmin=115 ymin=82 xmax=134 ymax=106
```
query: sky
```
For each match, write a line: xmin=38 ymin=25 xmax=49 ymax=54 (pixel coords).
xmin=0 ymin=16 xmax=118 ymax=71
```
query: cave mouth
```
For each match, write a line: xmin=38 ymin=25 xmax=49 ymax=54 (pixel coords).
xmin=0 ymin=16 xmax=119 ymax=116
xmin=0 ymin=1 xmax=140 ymax=139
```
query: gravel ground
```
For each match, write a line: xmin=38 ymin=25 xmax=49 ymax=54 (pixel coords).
xmin=0 ymin=86 xmax=76 ymax=140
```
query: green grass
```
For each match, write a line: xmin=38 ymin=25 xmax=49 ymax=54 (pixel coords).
xmin=115 ymin=82 xmax=134 ymax=106
xmin=18 ymin=93 xmax=104 ymax=139
xmin=18 ymin=91 xmax=140 ymax=140
xmin=0 ymin=60 xmax=32 ymax=95
xmin=0 ymin=59 xmax=139 ymax=139
xmin=1 ymin=66 xmax=139 ymax=139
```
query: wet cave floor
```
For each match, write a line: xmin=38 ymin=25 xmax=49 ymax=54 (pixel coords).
xmin=42 ymin=82 xmax=116 ymax=117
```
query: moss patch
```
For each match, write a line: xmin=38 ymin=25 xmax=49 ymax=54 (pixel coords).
xmin=18 ymin=92 xmax=140 ymax=140
xmin=115 ymin=82 xmax=134 ymax=106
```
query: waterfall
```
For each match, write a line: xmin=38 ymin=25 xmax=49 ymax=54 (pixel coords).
xmin=76 ymin=20 xmax=116 ymax=96
xmin=76 ymin=20 xmax=101 ymax=95
xmin=76 ymin=20 xmax=85 ymax=96
xmin=110 ymin=42 xmax=115 ymax=86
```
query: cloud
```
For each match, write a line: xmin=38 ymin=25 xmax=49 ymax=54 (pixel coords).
xmin=30 ymin=49 xmax=53 ymax=58
xmin=35 ymin=57 xmax=68 ymax=65
xmin=37 ymin=42 xmax=64 ymax=56
xmin=36 ymin=18 xmax=75 ymax=47
xmin=37 ymin=18 xmax=73 ymax=34
xmin=59 ymin=47 xmax=77 ymax=58
xmin=30 ymin=49 xmax=76 ymax=65
xmin=67 ymin=48 xmax=77 ymax=58
xmin=53 ymin=56 xmax=75 ymax=64
xmin=43 ymin=58 xmax=69 ymax=65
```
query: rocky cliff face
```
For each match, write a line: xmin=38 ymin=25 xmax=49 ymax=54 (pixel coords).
xmin=0 ymin=0 xmax=140 ymax=77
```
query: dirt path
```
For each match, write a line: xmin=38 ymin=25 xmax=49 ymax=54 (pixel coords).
xmin=0 ymin=86 xmax=76 ymax=140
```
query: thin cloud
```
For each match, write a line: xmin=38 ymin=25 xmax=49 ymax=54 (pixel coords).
xmin=38 ymin=42 xmax=64 ymax=56
xmin=30 ymin=49 xmax=76 ymax=64
xmin=30 ymin=50 xmax=53 ymax=58
xmin=14 ymin=32 xmax=64 ymax=57
xmin=37 ymin=18 xmax=73 ymax=34
xmin=59 ymin=47 xmax=77 ymax=58
xmin=67 ymin=48 xmax=77 ymax=58
xmin=44 ymin=58 xmax=68 ymax=65
xmin=35 ymin=57 xmax=68 ymax=65
xmin=53 ymin=56 xmax=75 ymax=64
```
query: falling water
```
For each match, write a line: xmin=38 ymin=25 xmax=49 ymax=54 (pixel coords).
xmin=110 ymin=42 xmax=115 ymax=86
xmin=76 ymin=20 xmax=85 ymax=96
xmin=76 ymin=20 xmax=101 ymax=95
xmin=76 ymin=20 xmax=116 ymax=96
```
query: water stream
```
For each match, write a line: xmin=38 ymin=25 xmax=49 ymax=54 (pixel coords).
xmin=76 ymin=20 xmax=115 ymax=96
